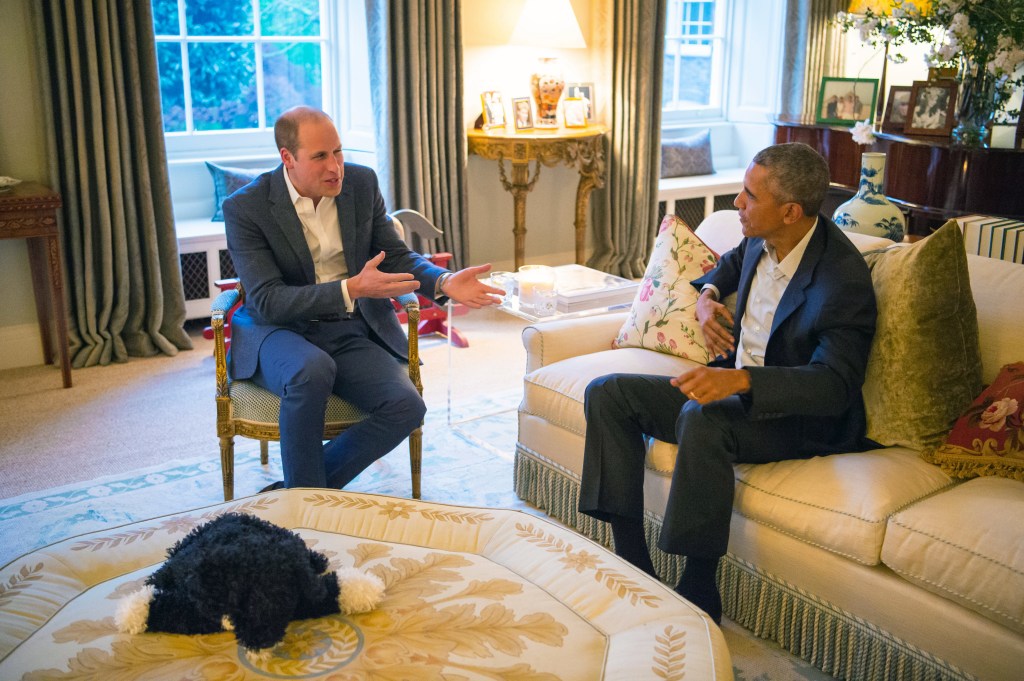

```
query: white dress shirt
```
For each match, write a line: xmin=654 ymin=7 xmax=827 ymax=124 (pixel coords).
xmin=734 ymin=220 xmax=817 ymax=368
xmin=283 ymin=167 xmax=355 ymax=311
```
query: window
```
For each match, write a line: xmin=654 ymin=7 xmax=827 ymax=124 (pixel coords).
xmin=152 ymin=0 xmax=374 ymax=162
xmin=662 ymin=0 xmax=729 ymax=122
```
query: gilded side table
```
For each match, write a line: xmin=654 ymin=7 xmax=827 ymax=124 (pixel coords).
xmin=0 ymin=182 xmax=71 ymax=387
xmin=468 ymin=124 xmax=608 ymax=270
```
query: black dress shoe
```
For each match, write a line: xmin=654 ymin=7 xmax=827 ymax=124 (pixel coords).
xmin=259 ymin=480 xmax=285 ymax=493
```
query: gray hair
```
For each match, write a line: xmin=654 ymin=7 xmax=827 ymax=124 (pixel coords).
xmin=751 ymin=143 xmax=830 ymax=217
xmin=274 ymin=106 xmax=333 ymax=155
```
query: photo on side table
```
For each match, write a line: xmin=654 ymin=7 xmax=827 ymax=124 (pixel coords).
xmin=480 ymin=90 xmax=505 ymax=130
xmin=882 ymin=85 xmax=914 ymax=133
xmin=905 ymin=80 xmax=957 ymax=137
xmin=512 ymin=96 xmax=534 ymax=131
xmin=566 ymin=82 xmax=593 ymax=120
xmin=815 ymin=76 xmax=879 ymax=126
xmin=563 ymin=97 xmax=588 ymax=128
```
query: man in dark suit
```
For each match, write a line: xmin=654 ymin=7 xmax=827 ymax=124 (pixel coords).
xmin=578 ymin=143 xmax=877 ymax=624
xmin=224 ymin=106 xmax=500 ymax=492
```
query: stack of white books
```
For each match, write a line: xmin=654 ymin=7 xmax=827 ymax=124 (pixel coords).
xmin=552 ymin=264 xmax=638 ymax=313
xmin=956 ymin=215 xmax=1024 ymax=264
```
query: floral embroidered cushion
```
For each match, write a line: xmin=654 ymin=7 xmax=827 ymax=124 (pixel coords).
xmin=614 ymin=215 xmax=718 ymax=362
xmin=921 ymin=362 xmax=1024 ymax=481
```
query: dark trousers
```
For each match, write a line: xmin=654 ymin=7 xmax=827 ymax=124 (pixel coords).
xmin=252 ymin=317 xmax=425 ymax=489
xmin=578 ymin=373 xmax=806 ymax=558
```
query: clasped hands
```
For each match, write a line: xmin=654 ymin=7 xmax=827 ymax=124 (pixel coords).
xmin=346 ymin=251 xmax=504 ymax=309
xmin=669 ymin=290 xmax=750 ymax=404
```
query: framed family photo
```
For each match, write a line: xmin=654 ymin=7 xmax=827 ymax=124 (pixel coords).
xmin=563 ymin=97 xmax=588 ymax=128
xmin=815 ymin=77 xmax=878 ymax=126
xmin=566 ymin=82 xmax=594 ymax=120
xmin=904 ymin=80 xmax=957 ymax=136
xmin=511 ymin=96 xmax=534 ymax=131
xmin=882 ymin=85 xmax=913 ymax=133
xmin=480 ymin=90 xmax=505 ymax=129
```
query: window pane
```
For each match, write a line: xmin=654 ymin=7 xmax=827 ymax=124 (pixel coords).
xmin=261 ymin=0 xmax=320 ymax=37
xmin=156 ymin=43 xmax=186 ymax=132
xmin=188 ymin=42 xmax=258 ymax=130
xmin=264 ymin=43 xmax=322 ymax=123
xmin=186 ymin=0 xmax=253 ymax=37
xmin=151 ymin=0 xmax=179 ymax=35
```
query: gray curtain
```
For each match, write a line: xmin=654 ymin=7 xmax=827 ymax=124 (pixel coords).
xmin=588 ymin=0 xmax=667 ymax=278
xmin=779 ymin=0 xmax=848 ymax=121
xmin=365 ymin=0 xmax=467 ymax=267
xmin=34 ymin=0 xmax=191 ymax=368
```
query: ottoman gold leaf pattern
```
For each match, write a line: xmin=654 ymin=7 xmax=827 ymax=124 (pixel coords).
xmin=0 ymin=562 xmax=44 ymax=607
xmin=304 ymin=492 xmax=494 ymax=524
xmin=653 ymin=626 xmax=688 ymax=680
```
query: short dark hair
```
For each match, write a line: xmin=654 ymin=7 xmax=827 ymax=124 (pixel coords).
xmin=273 ymin=106 xmax=333 ymax=155
xmin=751 ymin=143 xmax=830 ymax=217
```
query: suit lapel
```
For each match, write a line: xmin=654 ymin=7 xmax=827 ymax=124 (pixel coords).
xmin=733 ymin=239 xmax=764 ymax=331
xmin=269 ymin=167 xmax=317 ymax=284
xmin=770 ymin=221 xmax=825 ymax=336
xmin=338 ymin=181 xmax=358 ymax=276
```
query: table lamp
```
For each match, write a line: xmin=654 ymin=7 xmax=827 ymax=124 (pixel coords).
xmin=509 ymin=0 xmax=587 ymax=128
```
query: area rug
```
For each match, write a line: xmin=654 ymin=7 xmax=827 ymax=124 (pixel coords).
xmin=0 ymin=388 xmax=835 ymax=681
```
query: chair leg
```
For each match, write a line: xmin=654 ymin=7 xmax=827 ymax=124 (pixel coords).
xmin=409 ymin=426 xmax=422 ymax=499
xmin=260 ymin=440 xmax=269 ymax=465
xmin=220 ymin=436 xmax=235 ymax=502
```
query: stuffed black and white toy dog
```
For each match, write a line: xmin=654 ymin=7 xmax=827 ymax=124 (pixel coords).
xmin=115 ymin=512 xmax=384 ymax=660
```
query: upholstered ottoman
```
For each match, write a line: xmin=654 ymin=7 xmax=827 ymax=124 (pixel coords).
xmin=0 ymin=489 xmax=732 ymax=679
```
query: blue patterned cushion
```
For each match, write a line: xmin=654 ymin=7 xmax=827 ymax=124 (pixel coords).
xmin=660 ymin=129 xmax=714 ymax=178
xmin=205 ymin=162 xmax=266 ymax=221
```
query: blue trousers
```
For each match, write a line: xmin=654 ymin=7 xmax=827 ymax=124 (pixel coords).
xmin=578 ymin=373 xmax=807 ymax=558
xmin=251 ymin=317 xmax=425 ymax=489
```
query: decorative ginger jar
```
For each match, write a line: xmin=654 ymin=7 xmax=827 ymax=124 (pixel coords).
xmin=832 ymin=152 xmax=905 ymax=242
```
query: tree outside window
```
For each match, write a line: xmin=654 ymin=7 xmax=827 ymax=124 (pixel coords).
xmin=663 ymin=0 xmax=729 ymax=121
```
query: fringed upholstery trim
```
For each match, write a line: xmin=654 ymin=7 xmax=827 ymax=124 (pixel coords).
xmin=514 ymin=447 xmax=977 ymax=681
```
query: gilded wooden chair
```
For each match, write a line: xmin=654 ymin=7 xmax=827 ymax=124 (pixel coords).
xmin=211 ymin=284 xmax=422 ymax=501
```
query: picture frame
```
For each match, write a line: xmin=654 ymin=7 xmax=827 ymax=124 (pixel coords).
xmin=815 ymin=77 xmax=879 ymax=126
xmin=566 ymin=82 xmax=594 ymax=120
xmin=511 ymin=97 xmax=534 ymax=131
xmin=562 ymin=97 xmax=588 ymax=128
xmin=480 ymin=91 xmax=505 ymax=129
xmin=905 ymin=80 xmax=957 ymax=137
xmin=881 ymin=85 xmax=914 ymax=133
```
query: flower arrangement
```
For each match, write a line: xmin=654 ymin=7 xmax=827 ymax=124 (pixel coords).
xmin=836 ymin=0 xmax=1024 ymax=144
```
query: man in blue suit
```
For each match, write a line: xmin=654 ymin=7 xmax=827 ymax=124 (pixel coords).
xmin=224 ymin=106 xmax=500 ymax=493
xmin=578 ymin=143 xmax=877 ymax=624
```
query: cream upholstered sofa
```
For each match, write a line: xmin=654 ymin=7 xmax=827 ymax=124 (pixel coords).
xmin=515 ymin=211 xmax=1024 ymax=681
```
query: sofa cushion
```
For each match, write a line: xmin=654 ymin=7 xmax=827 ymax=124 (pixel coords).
xmin=861 ymin=220 xmax=983 ymax=449
xmin=206 ymin=162 xmax=265 ymax=221
xmin=881 ymin=476 xmax=1024 ymax=634
xmin=522 ymin=348 xmax=696 ymax=437
xmin=614 ymin=215 xmax=718 ymax=362
xmin=922 ymin=362 xmax=1024 ymax=481
xmin=731 ymin=447 xmax=953 ymax=566
xmin=660 ymin=129 xmax=714 ymax=178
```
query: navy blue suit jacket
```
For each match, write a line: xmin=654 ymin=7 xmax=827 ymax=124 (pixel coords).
xmin=692 ymin=216 xmax=877 ymax=454
xmin=223 ymin=163 xmax=445 ymax=380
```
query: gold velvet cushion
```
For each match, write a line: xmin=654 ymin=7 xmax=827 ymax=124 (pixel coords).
xmin=921 ymin=362 xmax=1024 ymax=480
xmin=861 ymin=220 xmax=983 ymax=449
xmin=615 ymin=215 xmax=718 ymax=362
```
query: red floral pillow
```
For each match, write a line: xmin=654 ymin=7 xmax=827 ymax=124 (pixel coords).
xmin=922 ymin=362 xmax=1024 ymax=481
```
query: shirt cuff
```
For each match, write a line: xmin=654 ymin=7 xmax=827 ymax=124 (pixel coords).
xmin=340 ymin=279 xmax=355 ymax=313
xmin=700 ymin=284 xmax=721 ymax=301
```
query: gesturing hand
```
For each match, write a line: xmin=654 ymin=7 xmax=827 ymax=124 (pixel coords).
xmin=346 ymin=252 xmax=420 ymax=299
xmin=695 ymin=290 xmax=735 ymax=361
xmin=442 ymin=264 xmax=504 ymax=309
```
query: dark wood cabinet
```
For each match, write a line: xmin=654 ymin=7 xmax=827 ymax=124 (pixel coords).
xmin=774 ymin=120 xmax=1024 ymax=236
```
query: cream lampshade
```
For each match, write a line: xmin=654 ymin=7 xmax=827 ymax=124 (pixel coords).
xmin=509 ymin=0 xmax=587 ymax=128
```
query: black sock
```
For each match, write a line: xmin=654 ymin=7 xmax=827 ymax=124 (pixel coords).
xmin=675 ymin=555 xmax=722 ymax=624
xmin=609 ymin=517 xmax=657 ymax=577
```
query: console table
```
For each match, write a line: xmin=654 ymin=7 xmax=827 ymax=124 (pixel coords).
xmin=774 ymin=120 xmax=1024 ymax=236
xmin=0 ymin=182 xmax=71 ymax=388
xmin=468 ymin=124 xmax=608 ymax=270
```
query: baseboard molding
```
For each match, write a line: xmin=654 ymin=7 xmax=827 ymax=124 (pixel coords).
xmin=0 ymin=323 xmax=45 ymax=370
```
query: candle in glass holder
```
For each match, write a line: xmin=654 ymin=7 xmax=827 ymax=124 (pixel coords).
xmin=517 ymin=264 xmax=555 ymax=311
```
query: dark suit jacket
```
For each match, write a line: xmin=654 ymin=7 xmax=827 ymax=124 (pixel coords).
xmin=691 ymin=216 xmax=877 ymax=454
xmin=223 ymin=163 xmax=445 ymax=379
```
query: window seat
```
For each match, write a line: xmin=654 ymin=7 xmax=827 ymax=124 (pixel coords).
xmin=657 ymin=167 xmax=745 ymax=228
xmin=174 ymin=218 xmax=232 ymax=320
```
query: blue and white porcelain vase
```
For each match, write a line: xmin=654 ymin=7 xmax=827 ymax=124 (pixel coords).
xmin=832 ymin=152 xmax=905 ymax=242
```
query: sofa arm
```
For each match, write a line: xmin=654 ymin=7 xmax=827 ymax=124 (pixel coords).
xmin=523 ymin=312 xmax=628 ymax=373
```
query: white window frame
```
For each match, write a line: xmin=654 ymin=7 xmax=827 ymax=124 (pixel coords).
xmin=662 ymin=0 xmax=731 ymax=125
xmin=157 ymin=0 xmax=374 ymax=164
